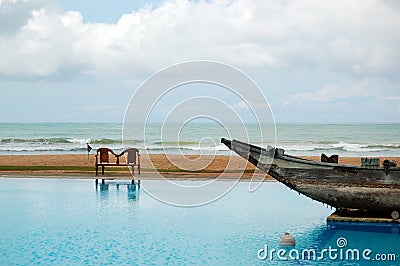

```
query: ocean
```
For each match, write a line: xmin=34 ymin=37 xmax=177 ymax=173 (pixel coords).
xmin=0 ymin=123 xmax=399 ymax=157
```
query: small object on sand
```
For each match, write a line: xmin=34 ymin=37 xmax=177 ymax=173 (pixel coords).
xmin=87 ymin=143 xmax=92 ymax=159
xmin=279 ymin=232 xmax=296 ymax=246
xmin=361 ymin=157 xmax=380 ymax=167
xmin=321 ymin=153 xmax=339 ymax=163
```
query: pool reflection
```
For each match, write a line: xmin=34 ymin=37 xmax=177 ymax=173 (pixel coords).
xmin=95 ymin=181 xmax=140 ymax=201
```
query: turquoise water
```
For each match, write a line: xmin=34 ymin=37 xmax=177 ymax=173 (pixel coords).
xmin=0 ymin=123 xmax=399 ymax=156
xmin=0 ymin=178 xmax=399 ymax=265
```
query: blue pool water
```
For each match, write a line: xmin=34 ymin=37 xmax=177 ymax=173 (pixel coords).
xmin=0 ymin=178 xmax=399 ymax=265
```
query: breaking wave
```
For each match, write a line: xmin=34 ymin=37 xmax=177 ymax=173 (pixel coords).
xmin=282 ymin=142 xmax=400 ymax=156
xmin=1 ymin=122 xmax=399 ymax=156
xmin=0 ymin=137 xmax=124 ymax=145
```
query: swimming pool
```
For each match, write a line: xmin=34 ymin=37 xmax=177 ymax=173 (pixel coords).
xmin=0 ymin=178 xmax=398 ymax=265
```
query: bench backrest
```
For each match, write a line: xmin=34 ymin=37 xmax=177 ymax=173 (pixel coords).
xmin=96 ymin=148 xmax=117 ymax=163
xmin=123 ymin=148 xmax=140 ymax=164
xmin=100 ymin=148 xmax=110 ymax=163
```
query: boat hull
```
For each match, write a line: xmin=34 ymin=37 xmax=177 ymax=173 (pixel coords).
xmin=221 ymin=138 xmax=400 ymax=214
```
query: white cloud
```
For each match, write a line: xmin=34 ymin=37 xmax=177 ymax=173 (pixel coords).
xmin=0 ymin=0 xmax=43 ymax=35
xmin=235 ymin=100 xmax=249 ymax=109
xmin=383 ymin=96 xmax=400 ymax=112
xmin=1 ymin=0 xmax=400 ymax=79
xmin=283 ymin=78 xmax=400 ymax=107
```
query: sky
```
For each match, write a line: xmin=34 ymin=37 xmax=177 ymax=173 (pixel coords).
xmin=0 ymin=0 xmax=400 ymax=123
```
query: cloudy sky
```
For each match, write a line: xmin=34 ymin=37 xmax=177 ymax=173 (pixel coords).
xmin=1 ymin=0 xmax=399 ymax=123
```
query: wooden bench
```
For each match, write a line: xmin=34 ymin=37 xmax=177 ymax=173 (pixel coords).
xmin=95 ymin=148 xmax=141 ymax=182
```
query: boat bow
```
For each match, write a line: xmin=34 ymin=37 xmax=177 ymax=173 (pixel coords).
xmin=221 ymin=138 xmax=400 ymax=215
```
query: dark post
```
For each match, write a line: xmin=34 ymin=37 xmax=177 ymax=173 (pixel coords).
xmin=87 ymin=143 xmax=92 ymax=159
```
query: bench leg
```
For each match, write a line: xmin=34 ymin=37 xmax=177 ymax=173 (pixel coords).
xmin=102 ymin=166 xmax=105 ymax=175
xmin=96 ymin=165 xmax=98 ymax=176
xmin=129 ymin=166 xmax=135 ymax=183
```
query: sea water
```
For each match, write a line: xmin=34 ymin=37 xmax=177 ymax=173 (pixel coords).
xmin=0 ymin=123 xmax=399 ymax=157
xmin=0 ymin=178 xmax=398 ymax=265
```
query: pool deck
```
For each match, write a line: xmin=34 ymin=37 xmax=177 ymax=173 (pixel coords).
xmin=327 ymin=210 xmax=400 ymax=224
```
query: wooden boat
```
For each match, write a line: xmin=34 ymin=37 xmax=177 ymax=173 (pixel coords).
xmin=221 ymin=138 xmax=400 ymax=219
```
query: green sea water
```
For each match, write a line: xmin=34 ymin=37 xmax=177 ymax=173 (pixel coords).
xmin=0 ymin=123 xmax=399 ymax=157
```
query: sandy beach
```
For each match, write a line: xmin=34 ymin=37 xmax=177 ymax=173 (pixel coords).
xmin=1 ymin=153 xmax=399 ymax=180
xmin=0 ymin=153 xmax=265 ymax=180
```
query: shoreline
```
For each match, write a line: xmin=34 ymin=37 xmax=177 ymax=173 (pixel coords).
xmin=1 ymin=154 xmax=399 ymax=180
